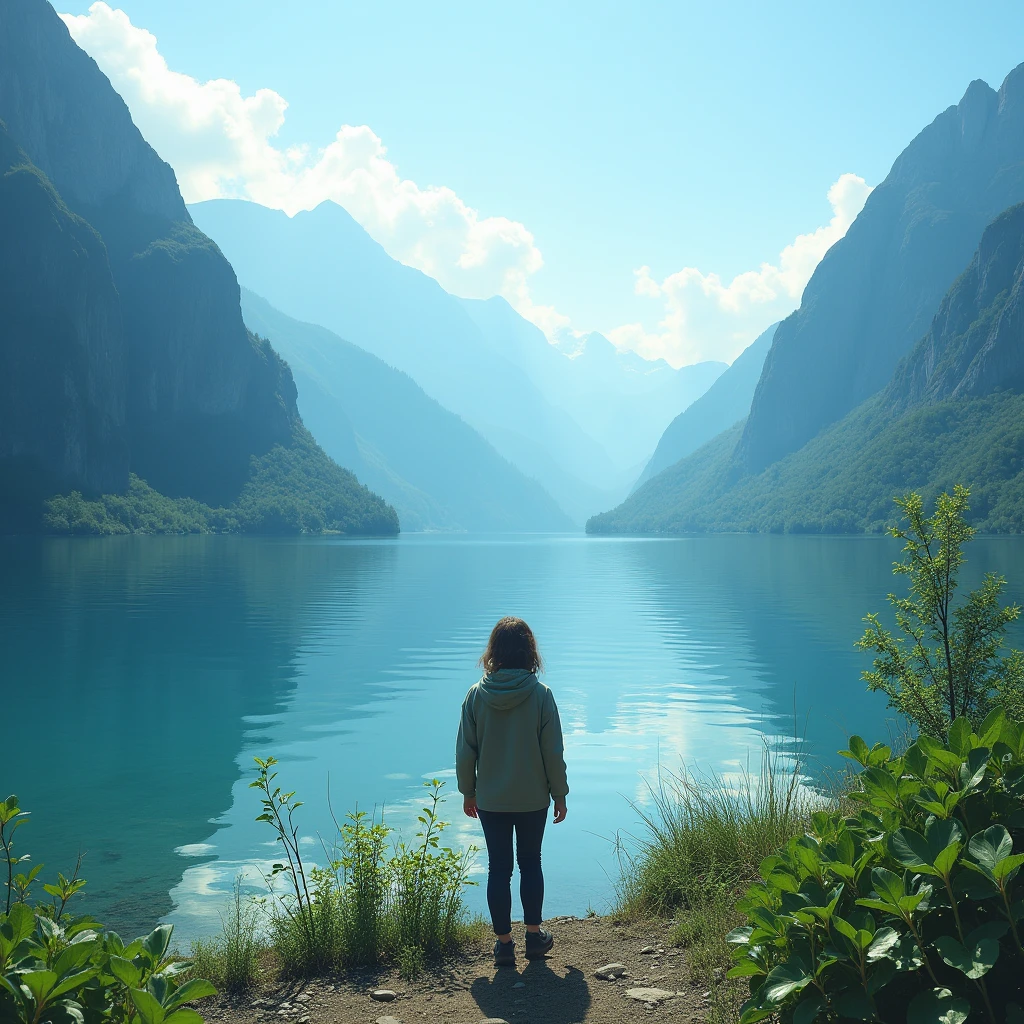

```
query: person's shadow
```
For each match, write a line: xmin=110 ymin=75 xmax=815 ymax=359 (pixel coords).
xmin=470 ymin=958 xmax=591 ymax=1024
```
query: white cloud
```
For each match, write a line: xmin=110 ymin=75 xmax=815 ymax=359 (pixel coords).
xmin=59 ymin=4 xmax=870 ymax=367
xmin=59 ymin=3 xmax=543 ymax=308
xmin=608 ymin=173 xmax=873 ymax=365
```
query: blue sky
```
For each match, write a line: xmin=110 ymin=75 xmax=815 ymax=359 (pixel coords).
xmin=59 ymin=0 xmax=1024 ymax=365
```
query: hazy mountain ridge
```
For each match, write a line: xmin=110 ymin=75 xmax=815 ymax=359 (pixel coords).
xmin=632 ymin=322 xmax=778 ymax=491
xmin=189 ymin=199 xmax=725 ymax=522
xmin=740 ymin=65 xmax=1024 ymax=474
xmin=589 ymin=199 xmax=1024 ymax=535
xmin=0 ymin=0 xmax=396 ymax=534
xmin=241 ymin=290 xmax=574 ymax=532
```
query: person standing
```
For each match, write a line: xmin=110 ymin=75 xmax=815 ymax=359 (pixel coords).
xmin=456 ymin=616 xmax=569 ymax=967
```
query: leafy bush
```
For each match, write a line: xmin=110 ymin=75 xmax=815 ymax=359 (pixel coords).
xmin=0 ymin=795 xmax=215 ymax=1023
xmin=248 ymin=758 xmax=475 ymax=977
xmin=727 ymin=711 xmax=1024 ymax=1023
xmin=858 ymin=486 xmax=1024 ymax=737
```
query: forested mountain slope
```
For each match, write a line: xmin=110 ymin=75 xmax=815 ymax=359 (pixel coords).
xmin=241 ymin=291 xmax=574 ymax=532
xmin=0 ymin=0 xmax=395 ymax=534
xmin=589 ymin=203 xmax=1024 ymax=535
xmin=740 ymin=65 xmax=1024 ymax=474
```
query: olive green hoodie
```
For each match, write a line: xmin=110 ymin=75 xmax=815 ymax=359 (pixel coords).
xmin=455 ymin=669 xmax=569 ymax=813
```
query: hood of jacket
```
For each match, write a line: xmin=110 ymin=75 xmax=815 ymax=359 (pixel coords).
xmin=476 ymin=668 xmax=539 ymax=710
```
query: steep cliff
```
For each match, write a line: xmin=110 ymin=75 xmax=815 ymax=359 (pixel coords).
xmin=589 ymin=201 xmax=1024 ymax=535
xmin=0 ymin=123 xmax=126 ymax=529
xmin=0 ymin=0 xmax=395 ymax=533
xmin=0 ymin=0 xmax=292 ymax=505
xmin=740 ymin=66 xmax=1024 ymax=474
xmin=633 ymin=322 xmax=778 ymax=491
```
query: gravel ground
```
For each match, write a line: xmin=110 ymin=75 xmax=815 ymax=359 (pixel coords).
xmin=201 ymin=917 xmax=709 ymax=1024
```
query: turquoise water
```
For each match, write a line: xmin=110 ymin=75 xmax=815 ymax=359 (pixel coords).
xmin=6 ymin=533 xmax=1024 ymax=942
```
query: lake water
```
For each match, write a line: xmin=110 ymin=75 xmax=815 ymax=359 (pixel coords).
xmin=6 ymin=533 xmax=1024 ymax=944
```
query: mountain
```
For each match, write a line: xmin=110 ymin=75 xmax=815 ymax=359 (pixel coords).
xmin=632 ymin=322 xmax=778 ymax=491
xmin=0 ymin=0 xmax=395 ymax=534
xmin=589 ymin=202 xmax=1024 ymax=535
xmin=188 ymin=199 xmax=724 ymax=521
xmin=459 ymin=296 xmax=726 ymax=472
xmin=0 ymin=122 xmax=126 ymax=522
xmin=739 ymin=67 xmax=1024 ymax=475
xmin=240 ymin=289 xmax=574 ymax=532
xmin=188 ymin=198 xmax=619 ymax=522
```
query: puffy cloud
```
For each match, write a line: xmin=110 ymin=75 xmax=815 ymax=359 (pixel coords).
xmin=608 ymin=173 xmax=873 ymax=366
xmin=59 ymin=3 xmax=543 ymax=306
xmin=59 ymin=4 xmax=870 ymax=367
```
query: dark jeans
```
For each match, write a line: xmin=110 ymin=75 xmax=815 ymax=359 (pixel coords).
xmin=477 ymin=807 xmax=547 ymax=935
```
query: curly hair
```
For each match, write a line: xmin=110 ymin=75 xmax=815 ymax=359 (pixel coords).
xmin=480 ymin=616 xmax=543 ymax=674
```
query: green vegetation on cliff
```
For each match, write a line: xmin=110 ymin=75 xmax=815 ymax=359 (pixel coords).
xmin=43 ymin=427 xmax=399 ymax=536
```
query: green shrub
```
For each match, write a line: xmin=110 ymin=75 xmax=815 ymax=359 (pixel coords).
xmin=0 ymin=795 xmax=216 ymax=1024
xmin=858 ymin=486 xmax=1024 ymax=738
xmin=727 ymin=711 xmax=1024 ymax=1023
xmin=248 ymin=758 xmax=475 ymax=977
xmin=188 ymin=881 xmax=264 ymax=993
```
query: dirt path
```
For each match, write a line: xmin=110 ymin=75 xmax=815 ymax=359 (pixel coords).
xmin=203 ymin=917 xmax=707 ymax=1024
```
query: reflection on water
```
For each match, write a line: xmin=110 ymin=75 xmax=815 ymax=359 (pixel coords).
xmin=6 ymin=533 xmax=1024 ymax=941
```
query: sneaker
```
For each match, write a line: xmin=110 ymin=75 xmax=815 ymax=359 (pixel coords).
xmin=493 ymin=938 xmax=516 ymax=967
xmin=524 ymin=927 xmax=554 ymax=959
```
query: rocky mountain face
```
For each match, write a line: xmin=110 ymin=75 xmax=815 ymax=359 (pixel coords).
xmin=589 ymin=199 xmax=1024 ymax=535
xmin=0 ymin=125 xmax=126 ymax=523
xmin=740 ymin=66 xmax=1024 ymax=474
xmin=0 ymin=0 xmax=296 ymax=508
xmin=633 ymin=322 xmax=778 ymax=491
xmin=887 ymin=202 xmax=1024 ymax=410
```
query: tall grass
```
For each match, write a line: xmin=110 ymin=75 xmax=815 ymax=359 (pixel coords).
xmin=244 ymin=758 xmax=477 ymax=979
xmin=189 ymin=879 xmax=265 ymax=992
xmin=616 ymin=743 xmax=832 ymax=1023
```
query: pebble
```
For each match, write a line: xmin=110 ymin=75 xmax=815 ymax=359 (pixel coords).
xmin=639 ymin=945 xmax=656 ymax=954
xmin=294 ymin=995 xmax=311 ymax=1004
xmin=478 ymin=1019 xmax=510 ymax=1024
xmin=376 ymin=1017 xmax=402 ymax=1024
xmin=594 ymin=962 xmax=627 ymax=980
xmin=624 ymin=987 xmax=677 ymax=1004
xmin=512 ymin=981 xmax=526 ymax=989
xmin=371 ymin=990 xmax=397 ymax=1002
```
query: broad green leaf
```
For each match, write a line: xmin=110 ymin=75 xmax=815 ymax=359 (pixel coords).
xmin=904 ymin=742 xmax=930 ymax=779
xmin=870 ymin=867 xmax=905 ymax=905
xmin=165 ymin=1011 xmax=204 ymax=1024
xmin=0 ymin=903 xmax=35 ymax=952
xmin=726 ymin=926 xmax=753 ymax=945
xmin=947 ymin=717 xmax=973 ymax=757
xmin=833 ymin=987 xmax=874 ymax=1020
xmin=49 ymin=969 xmax=97 ymax=1000
xmin=53 ymin=940 xmax=98 ymax=978
xmin=108 ymin=955 xmax=142 ymax=988
xmin=933 ymin=842 xmax=962 ymax=877
xmin=967 ymin=920 xmax=1009 ymax=944
xmin=866 ymin=927 xmax=900 ymax=961
xmin=164 ymin=978 xmax=217 ymax=1012
xmin=131 ymin=988 xmax=166 ymax=1024
xmin=934 ymin=933 xmax=999 ymax=979
xmin=856 ymin=898 xmax=899 ymax=915
xmin=867 ymin=958 xmax=896 ymax=994
xmin=738 ymin=1007 xmax=776 ymax=1024
xmin=969 ymin=825 xmax=1014 ymax=873
xmin=791 ymin=991 xmax=826 ymax=1024
xmin=907 ymin=987 xmax=970 ymax=1024
xmin=889 ymin=828 xmax=935 ymax=873
xmin=978 ymin=708 xmax=1008 ymax=749
xmin=728 ymin=960 xmax=767 ymax=979
xmin=763 ymin=961 xmax=813 ymax=1003
xmin=994 ymin=852 xmax=1024 ymax=882
xmin=142 ymin=925 xmax=173 ymax=963
xmin=842 ymin=735 xmax=871 ymax=765
xmin=21 ymin=969 xmax=58 ymax=1003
